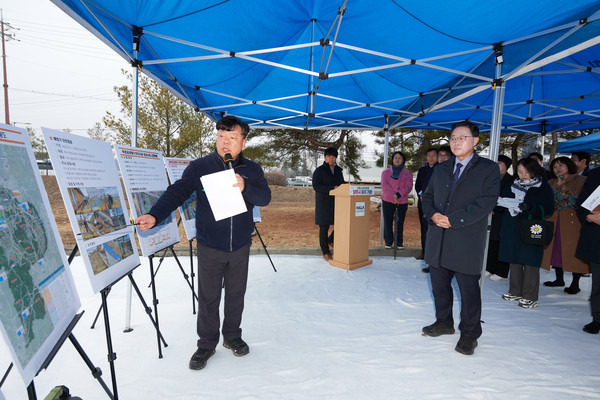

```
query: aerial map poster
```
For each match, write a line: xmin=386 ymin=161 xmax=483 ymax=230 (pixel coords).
xmin=115 ymin=146 xmax=180 ymax=256
xmin=41 ymin=128 xmax=140 ymax=293
xmin=164 ymin=157 xmax=196 ymax=240
xmin=0 ymin=124 xmax=81 ymax=385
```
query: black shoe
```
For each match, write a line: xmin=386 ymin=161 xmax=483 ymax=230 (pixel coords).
xmin=564 ymin=286 xmax=581 ymax=295
xmin=223 ymin=338 xmax=249 ymax=357
xmin=543 ymin=280 xmax=565 ymax=287
xmin=189 ymin=347 xmax=215 ymax=370
xmin=416 ymin=253 xmax=424 ymax=260
xmin=583 ymin=321 xmax=600 ymax=334
xmin=455 ymin=335 xmax=478 ymax=356
xmin=421 ymin=267 xmax=430 ymax=273
xmin=422 ymin=321 xmax=455 ymax=337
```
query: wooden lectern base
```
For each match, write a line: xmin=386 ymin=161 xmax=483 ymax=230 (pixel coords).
xmin=328 ymin=258 xmax=373 ymax=270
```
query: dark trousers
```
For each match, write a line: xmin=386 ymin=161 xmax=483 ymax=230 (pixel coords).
xmin=319 ymin=225 xmax=334 ymax=255
xmin=591 ymin=261 xmax=600 ymax=323
xmin=382 ymin=201 xmax=407 ymax=247
xmin=196 ymin=243 xmax=251 ymax=350
xmin=486 ymin=239 xmax=509 ymax=278
xmin=429 ymin=265 xmax=482 ymax=339
xmin=508 ymin=263 xmax=540 ymax=301
xmin=418 ymin=203 xmax=428 ymax=252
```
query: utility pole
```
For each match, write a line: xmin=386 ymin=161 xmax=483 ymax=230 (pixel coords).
xmin=1 ymin=10 xmax=17 ymax=125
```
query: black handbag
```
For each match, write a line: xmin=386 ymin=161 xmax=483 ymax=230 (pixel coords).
xmin=519 ymin=205 xmax=554 ymax=247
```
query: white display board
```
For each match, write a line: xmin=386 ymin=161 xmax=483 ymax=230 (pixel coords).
xmin=164 ymin=157 xmax=196 ymax=240
xmin=0 ymin=124 xmax=81 ymax=385
xmin=114 ymin=145 xmax=180 ymax=256
xmin=42 ymin=128 xmax=140 ymax=293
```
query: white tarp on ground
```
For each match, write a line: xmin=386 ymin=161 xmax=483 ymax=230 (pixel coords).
xmin=1 ymin=254 xmax=598 ymax=399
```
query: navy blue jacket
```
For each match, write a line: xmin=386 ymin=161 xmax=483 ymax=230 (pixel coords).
xmin=149 ymin=150 xmax=271 ymax=252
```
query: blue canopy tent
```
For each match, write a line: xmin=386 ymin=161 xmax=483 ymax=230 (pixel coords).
xmin=50 ymin=0 xmax=600 ymax=140
xmin=557 ymin=131 xmax=600 ymax=153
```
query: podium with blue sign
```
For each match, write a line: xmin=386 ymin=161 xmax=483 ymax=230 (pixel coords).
xmin=328 ymin=184 xmax=374 ymax=270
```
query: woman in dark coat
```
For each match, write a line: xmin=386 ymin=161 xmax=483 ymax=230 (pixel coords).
xmin=498 ymin=158 xmax=554 ymax=309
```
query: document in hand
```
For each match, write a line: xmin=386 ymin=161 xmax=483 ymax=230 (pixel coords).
xmin=200 ymin=169 xmax=248 ymax=221
xmin=581 ymin=184 xmax=600 ymax=212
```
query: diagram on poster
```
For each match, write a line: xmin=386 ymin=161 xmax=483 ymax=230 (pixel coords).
xmin=0 ymin=124 xmax=81 ymax=385
xmin=164 ymin=157 xmax=196 ymax=240
xmin=41 ymin=128 xmax=140 ymax=293
xmin=115 ymin=146 xmax=180 ymax=256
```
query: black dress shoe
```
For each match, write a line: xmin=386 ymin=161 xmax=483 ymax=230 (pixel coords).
xmin=416 ymin=253 xmax=424 ymax=260
xmin=422 ymin=320 xmax=455 ymax=337
xmin=583 ymin=321 xmax=600 ymax=334
xmin=564 ymin=286 xmax=581 ymax=295
xmin=189 ymin=347 xmax=216 ymax=370
xmin=223 ymin=338 xmax=250 ymax=356
xmin=455 ymin=335 xmax=478 ymax=356
xmin=543 ymin=280 xmax=565 ymax=287
xmin=421 ymin=267 xmax=430 ymax=273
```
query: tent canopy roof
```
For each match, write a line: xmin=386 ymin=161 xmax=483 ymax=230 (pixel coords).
xmin=53 ymin=0 xmax=600 ymax=132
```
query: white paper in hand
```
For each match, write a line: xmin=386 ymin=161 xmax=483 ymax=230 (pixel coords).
xmin=200 ymin=169 xmax=247 ymax=221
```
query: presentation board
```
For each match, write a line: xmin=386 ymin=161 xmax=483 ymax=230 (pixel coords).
xmin=41 ymin=128 xmax=140 ymax=293
xmin=114 ymin=146 xmax=180 ymax=256
xmin=0 ymin=124 xmax=81 ymax=385
xmin=164 ymin=157 xmax=196 ymax=240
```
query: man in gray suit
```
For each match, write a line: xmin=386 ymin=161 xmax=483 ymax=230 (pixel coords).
xmin=421 ymin=120 xmax=500 ymax=355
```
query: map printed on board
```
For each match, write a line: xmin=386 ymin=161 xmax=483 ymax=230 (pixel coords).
xmin=41 ymin=128 xmax=140 ymax=293
xmin=0 ymin=124 xmax=81 ymax=385
xmin=164 ymin=157 xmax=196 ymax=240
xmin=115 ymin=146 xmax=180 ymax=256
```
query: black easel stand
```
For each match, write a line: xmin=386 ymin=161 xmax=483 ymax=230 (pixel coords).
xmin=88 ymin=261 xmax=169 ymax=359
xmin=22 ymin=312 xmax=115 ymax=400
xmin=146 ymin=255 xmax=169 ymax=358
xmin=149 ymin=245 xmax=199 ymax=306
xmin=253 ymin=223 xmax=277 ymax=272
xmin=189 ymin=238 xmax=196 ymax=314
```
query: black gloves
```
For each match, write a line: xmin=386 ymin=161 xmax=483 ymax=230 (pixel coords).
xmin=518 ymin=202 xmax=532 ymax=212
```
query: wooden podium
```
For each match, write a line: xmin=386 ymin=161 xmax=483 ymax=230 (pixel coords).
xmin=328 ymin=184 xmax=374 ymax=270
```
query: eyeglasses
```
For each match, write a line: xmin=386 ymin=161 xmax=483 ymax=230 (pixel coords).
xmin=450 ymin=135 xmax=472 ymax=143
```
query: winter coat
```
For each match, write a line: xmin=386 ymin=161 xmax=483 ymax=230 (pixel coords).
xmin=380 ymin=167 xmax=413 ymax=204
xmin=498 ymin=181 xmax=554 ymax=268
xmin=576 ymin=167 xmax=600 ymax=263
xmin=490 ymin=172 xmax=514 ymax=240
xmin=422 ymin=154 xmax=500 ymax=275
xmin=312 ymin=162 xmax=345 ymax=225
xmin=541 ymin=175 xmax=589 ymax=273
xmin=149 ymin=150 xmax=271 ymax=252
xmin=415 ymin=163 xmax=435 ymax=209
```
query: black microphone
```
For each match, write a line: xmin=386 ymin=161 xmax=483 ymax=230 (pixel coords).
xmin=224 ymin=153 xmax=234 ymax=169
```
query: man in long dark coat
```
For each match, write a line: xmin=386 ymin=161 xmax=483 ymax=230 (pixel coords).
xmin=312 ymin=147 xmax=345 ymax=261
xmin=421 ymin=120 xmax=500 ymax=356
xmin=576 ymin=167 xmax=600 ymax=333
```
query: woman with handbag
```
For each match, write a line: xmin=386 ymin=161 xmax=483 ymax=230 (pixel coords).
xmin=497 ymin=158 xmax=554 ymax=308
xmin=540 ymin=157 xmax=589 ymax=294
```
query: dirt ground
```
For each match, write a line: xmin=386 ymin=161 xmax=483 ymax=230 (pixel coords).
xmin=42 ymin=177 xmax=421 ymax=249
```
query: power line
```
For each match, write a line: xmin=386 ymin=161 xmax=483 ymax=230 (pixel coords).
xmin=10 ymin=87 xmax=117 ymax=102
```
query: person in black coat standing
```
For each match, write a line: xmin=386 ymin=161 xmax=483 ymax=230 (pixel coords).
xmin=576 ymin=167 xmax=600 ymax=333
xmin=485 ymin=155 xmax=514 ymax=280
xmin=415 ymin=147 xmax=438 ymax=260
xmin=312 ymin=147 xmax=345 ymax=261
xmin=421 ymin=120 xmax=500 ymax=356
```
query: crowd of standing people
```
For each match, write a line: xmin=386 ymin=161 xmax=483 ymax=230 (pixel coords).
xmin=311 ymin=124 xmax=599 ymax=356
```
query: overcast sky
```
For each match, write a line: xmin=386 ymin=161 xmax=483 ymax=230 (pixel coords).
xmin=0 ymin=0 xmax=129 ymax=135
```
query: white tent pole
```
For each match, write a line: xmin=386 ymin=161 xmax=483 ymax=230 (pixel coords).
xmin=380 ymin=115 xmax=389 ymax=245
xmin=481 ymin=45 xmax=506 ymax=298
xmin=125 ymin=31 xmax=141 ymax=333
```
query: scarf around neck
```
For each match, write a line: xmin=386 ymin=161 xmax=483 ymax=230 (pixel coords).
xmin=391 ymin=164 xmax=404 ymax=179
